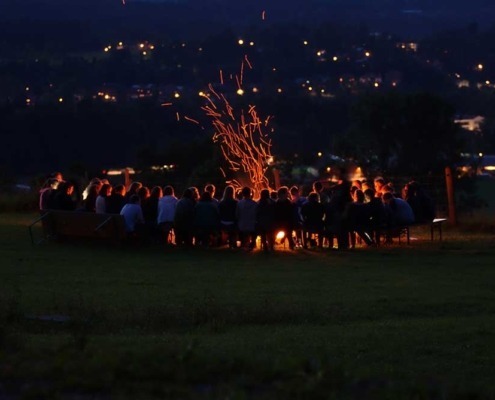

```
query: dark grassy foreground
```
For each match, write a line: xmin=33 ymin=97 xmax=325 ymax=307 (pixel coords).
xmin=2 ymin=214 xmax=495 ymax=399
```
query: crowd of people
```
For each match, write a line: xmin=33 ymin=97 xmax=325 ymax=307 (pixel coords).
xmin=39 ymin=172 xmax=436 ymax=250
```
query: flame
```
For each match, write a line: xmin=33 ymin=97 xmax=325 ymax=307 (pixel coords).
xmin=276 ymin=231 xmax=285 ymax=241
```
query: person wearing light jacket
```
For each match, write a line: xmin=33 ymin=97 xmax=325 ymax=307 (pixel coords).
xmin=157 ymin=185 xmax=178 ymax=245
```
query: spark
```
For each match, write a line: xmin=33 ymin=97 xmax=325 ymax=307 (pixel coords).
xmin=176 ymin=112 xmax=180 ymax=121
xmin=161 ymin=102 xmax=173 ymax=107
xmin=244 ymin=55 xmax=253 ymax=69
xmin=184 ymin=116 xmax=200 ymax=125
xmin=262 ymin=10 xmax=266 ymax=20
xmin=201 ymin=58 xmax=274 ymax=195
xmin=219 ymin=69 xmax=224 ymax=85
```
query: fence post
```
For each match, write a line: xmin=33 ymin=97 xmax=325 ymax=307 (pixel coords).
xmin=444 ymin=166 xmax=457 ymax=225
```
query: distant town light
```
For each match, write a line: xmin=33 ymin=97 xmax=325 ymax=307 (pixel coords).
xmin=477 ymin=64 xmax=484 ymax=70
xmin=25 ymin=87 xmax=29 ymax=91
xmin=252 ymin=87 xmax=259 ymax=93
xmin=249 ymin=41 xmax=255 ymax=46
xmin=104 ymin=47 xmax=109 ymax=52
xmin=139 ymin=43 xmax=145 ymax=48
xmin=236 ymin=88 xmax=245 ymax=96
xmin=174 ymin=92 xmax=180 ymax=98
xmin=198 ymin=91 xmax=205 ymax=97
xmin=277 ymin=88 xmax=283 ymax=93
xmin=317 ymin=152 xmax=322 ymax=157
xmin=238 ymin=39 xmax=244 ymax=45
xmin=333 ymin=56 xmax=338 ymax=61
xmin=142 ymin=51 xmax=147 ymax=56
xmin=303 ymin=40 xmax=308 ymax=45
xmin=479 ymin=152 xmax=484 ymax=157
xmin=149 ymin=45 xmax=155 ymax=50
xmin=58 ymin=98 xmax=63 ymax=103
xmin=374 ymin=82 xmax=380 ymax=88
xmin=365 ymin=51 xmax=371 ymax=57
xmin=118 ymin=41 xmax=123 ymax=46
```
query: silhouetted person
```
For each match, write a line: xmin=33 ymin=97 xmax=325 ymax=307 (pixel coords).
xmin=106 ymin=185 xmax=126 ymax=214
xmin=157 ymin=185 xmax=178 ymax=245
xmin=256 ymin=189 xmax=275 ymax=251
xmin=301 ymin=192 xmax=325 ymax=248
xmin=274 ymin=186 xmax=296 ymax=249
xmin=174 ymin=189 xmax=195 ymax=247
xmin=219 ymin=185 xmax=238 ymax=249
xmin=236 ymin=187 xmax=257 ymax=249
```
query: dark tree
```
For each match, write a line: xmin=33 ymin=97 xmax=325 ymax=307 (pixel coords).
xmin=342 ymin=92 xmax=463 ymax=175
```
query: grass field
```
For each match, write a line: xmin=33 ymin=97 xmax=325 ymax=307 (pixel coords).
xmin=2 ymin=213 xmax=495 ymax=399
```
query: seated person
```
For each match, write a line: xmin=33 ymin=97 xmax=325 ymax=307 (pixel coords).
xmin=382 ymin=192 xmax=415 ymax=227
xmin=344 ymin=189 xmax=374 ymax=247
xmin=53 ymin=181 xmax=76 ymax=211
xmin=120 ymin=194 xmax=145 ymax=235
xmin=403 ymin=181 xmax=435 ymax=223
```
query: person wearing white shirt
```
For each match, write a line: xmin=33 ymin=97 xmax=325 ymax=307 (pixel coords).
xmin=157 ymin=185 xmax=178 ymax=244
xmin=120 ymin=194 xmax=145 ymax=233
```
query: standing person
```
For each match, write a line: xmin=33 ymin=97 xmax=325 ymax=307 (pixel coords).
xmin=106 ymin=184 xmax=126 ymax=214
xmin=218 ymin=185 xmax=238 ymax=249
xmin=301 ymin=192 xmax=325 ymax=248
xmin=194 ymin=191 xmax=220 ymax=247
xmin=236 ymin=187 xmax=258 ymax=250
xmin=157 ymin=185 xmax=178 ymax=245
xmin=313 ymin=181 xmax=329 ymax=204
xmin=189 ymin=187 xmax=200 ymax=203
xmin=204 ymin=184 xmax=220 ymax=245
xmin=95 ymin=183 xmax=112 ymax=214
xmin=120 ymin=194 xmax=145 ymax=236
xmin=143 ymin=186 xmax=163 ymax=242
xmin=204 ymin=184 xmax=219 ymax=205
xmin=273 ymin=186 xmax=296 ymax=250
xmin=174 ymin=188 xmax=195 ymax=247
xmin=256 ymin=188 xmax=275 ymax=251
xmin=328 ymin=179 xmax=352 ymax=250
xmin=290 ymin=185 xmax=306 ymax=248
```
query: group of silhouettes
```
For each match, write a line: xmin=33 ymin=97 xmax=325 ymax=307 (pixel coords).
xmin=39 ymin=172 xmax=435 ymax=250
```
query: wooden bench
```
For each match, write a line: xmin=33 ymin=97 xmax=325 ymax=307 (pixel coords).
xmin=377 ymin=218 xmax=447 ymax=245
xmin=29 ymin=210 xmax=126 ymax=245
